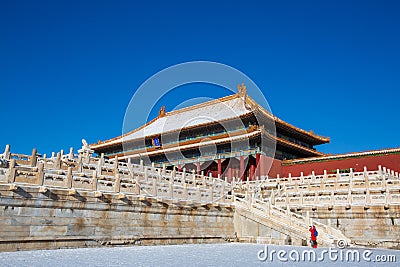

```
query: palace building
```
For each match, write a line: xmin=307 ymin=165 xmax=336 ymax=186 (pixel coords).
xmin=90 ymin=84 xmax=330 ymax=180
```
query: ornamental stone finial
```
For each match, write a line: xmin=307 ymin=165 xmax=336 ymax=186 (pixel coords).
xmin=78 ymin=138 xmax=94 ymax=158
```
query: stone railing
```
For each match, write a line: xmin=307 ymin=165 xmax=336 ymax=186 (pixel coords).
xmin=232 ymin=166 xmax=400 ymax=209
xmin=272 ymin=190 xmax=400 ymax=209
xmin=234 ymin=196 xmax=350 ymax=247
xmin=0 ymin=145 xmax=233 ymax=206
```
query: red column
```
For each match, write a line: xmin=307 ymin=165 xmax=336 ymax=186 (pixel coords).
xmin=178 ymin=164 xmax=182 ymax=172
xmin=250 ymin=162 xmax=255 ymax=181
xmin=196 ymin=162 xmax=201 ymax=175
xmin=217 ymin=159 xmax=222 ymax=178
xmin=240 ymin=156 xmax=245 ymax=181
xmin=255 ymin=153 xmax=260 ymax=180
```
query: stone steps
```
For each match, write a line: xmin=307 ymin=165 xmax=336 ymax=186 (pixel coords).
xmin=234 ymin=196 xmax=351 ymax=247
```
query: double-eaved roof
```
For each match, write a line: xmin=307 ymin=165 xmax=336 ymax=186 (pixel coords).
xmin=91 ymin=93 xmax=329 ymax=151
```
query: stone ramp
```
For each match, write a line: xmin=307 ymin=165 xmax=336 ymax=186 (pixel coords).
xmin=234 ymin=197 xmax=351 ymax=247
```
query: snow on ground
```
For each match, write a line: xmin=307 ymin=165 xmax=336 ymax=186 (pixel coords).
xmin=0 ymin=243 xmax=399 ymax=267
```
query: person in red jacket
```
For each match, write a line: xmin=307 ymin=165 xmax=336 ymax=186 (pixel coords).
xmin=309 ymin=226 xmax=318 ymax=248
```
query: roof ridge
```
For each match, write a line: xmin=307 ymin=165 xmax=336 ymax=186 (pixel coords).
xmin=91 ymin=93 xmax=242 ymax=148
xmin=244 ymin=94 xmax=329 ymax=142
xmin=164 ymin=93 xmax=240 ymax=116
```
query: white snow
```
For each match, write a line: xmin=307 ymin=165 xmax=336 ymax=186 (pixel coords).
xmin=0 ymin=243 xmax=398 ymax=267
xmin=100 ymin=96 xmax=252 ymax=147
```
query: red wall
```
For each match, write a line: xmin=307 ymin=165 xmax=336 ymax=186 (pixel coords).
xmin=258 ymin=155 xmax=282 ymax=178
xmin=281 ymin=153 xmax=400 ymax=177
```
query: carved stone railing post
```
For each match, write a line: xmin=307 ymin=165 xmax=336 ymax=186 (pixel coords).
xmin=92 ymin=170 xmax=98 ymax=191
xmin=8 ymin=159 xmax=16 ymax=183
xmin=365 ymin=169 xmax=370 ymax=191
xmin=77 ymin=155 xmax=83 ymax=172
xmin=134 ymin=182 xmax=140 ymax=195
xmin=113 ymin=156 xmax=118 ymax=175
xmin=4 ymin=144 xmax=11 ymax=160
xmin=36 ymin=162 xmax=44 ymax=186
xmin=157 ymin=168 xmax=162 ymax=183
xmin=162 ymin=164 xmax=166 ymax=175
xmin=306 ymin=210 xmax=311 ymax=226
xmin=183 ymin=183 xmax=188 ymax=199
xmin=66 ymin=167 xmax=73 ymax=188
xmin=152 ymin=179 xmax=157 ymax=196
xmin=349 ymin=168 xmax=354 ymax=191
xmin=196 ymin=185 xmax=201 ymax=202
xmin=192 ymin=172 xmax=196 ymax=186
xmin=114 ymin=173 xmax=121 ymax=193
xmin=246 ymin=180 xmax=250 ymax=195
xmin=266 ymin=201 xmax=271 ymax=215
xmin=286 ymin=205 xmax=292 ymax=226
xmin=221 ymin=179 xmax=225 ymax=196
xmin=172 ymin=168 xmax=176 ymax=183
xmin=97 ymin=154 xmax=104 ymax=174
xmin=383 ymin=167 xmax=387 ymax=180
xmin=55 ymin=152 xmax=61 ymax=169
xmin=365 ymin=188 xmax=371 ymax=206
xmin=140 ymin=159 xmax=144 ymax=171
xmin=385 ymin=188 xmax=391 ymax=208
xmin=202 ymin=173 xmax=207 ymax=186
xmin=210 ymin=180 xmax=214 ymax=202
xmin=68 ymin=147 xmax=74 ymax=160
xmin=127 ymin=157 xmax=133 ymax=173
xmin=270 ymin=189 xmax=275 ymax=205
xmin=182 ymin=167 xmax=186 ymax=183
xmin=192 ymin=170 xmax=196 ymax=185
xmin=323 ymin=170 xmax=328 ymax=180
xmin=30 ymin=148 xmax=37 ymax=167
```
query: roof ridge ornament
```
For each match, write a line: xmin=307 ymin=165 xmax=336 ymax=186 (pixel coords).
xmin=158 ymin=106 xmax=166 ymax=118
xmin=237 ymin=83 xmax=247 ymax=97
xmin=238 ymin=83 xmax=253 ymax=111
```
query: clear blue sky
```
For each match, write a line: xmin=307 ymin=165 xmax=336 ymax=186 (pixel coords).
xmin=1 ymin=0 xmax=399 ymax=156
